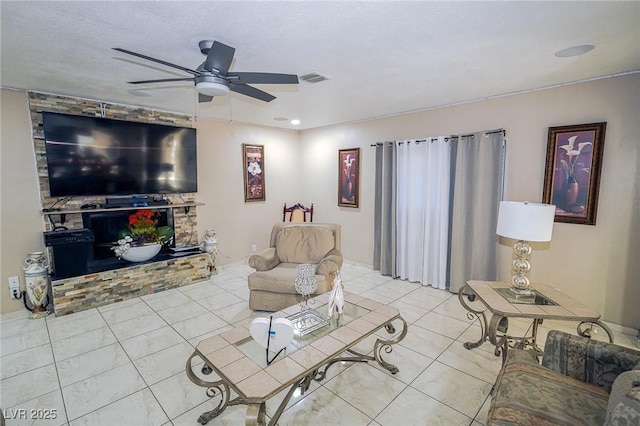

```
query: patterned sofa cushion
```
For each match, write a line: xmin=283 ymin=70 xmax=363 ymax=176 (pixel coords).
xmin=488 ymin=348 xmax=609 ymax=426
xmin=605 ymin=370 xmax=640 ymax=426
xmin=542 ymin=330 xmax=640 ymax=393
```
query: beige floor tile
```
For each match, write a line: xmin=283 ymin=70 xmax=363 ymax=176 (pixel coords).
xmin=1 ymin=328 xmax=50 ymax=357
xmin=140 ymin=288 xmax=191 ymax=306
xmin=433 ymin=294 xmax=485 ymax=322
xmin=172 ymin=312 xmax=228 ymax=340
xmin=396 ymin=288 xmax=448 ymax=311
xmin=411 ymin=361 xmax=492 ymax=418
xmin=323 ymin=363 xmax=406 ymax=418
xmin=215 ymin=302 xmax=256 ymax=323
xmin=69 ymin=388 xmax=168 ymax=426
xmin=120 ymin=325 xmax=186 ymax=360
xmin=61 ymin=363 xmax=146 ymax=421
xmin=150 ymin=371 xmax=215 ymax=419
xmin=171 ymin=400 xmax=248 ymax=426
xmin=51 ymin=326 xmax=117 ymax=361
xmin=2 ymin=267 xmax=635 ymax=426
xmin=0 ymin=316 xmax=47 ymax=339
xmin=0 ymin=364 xmax=60 ymax=408
xmin=398 ymin=324 xmax=454 ymax=359
xmin=376 ymin=386 xmax=471 ymax=426
xmin=108 ymin=311 xmax=167 ymax=341
xmin=198 ymin=291 xmax=244 ymax=311
xmin=438 ymin=341 xmax=502 ymax=384
xmin=48 ymin=311 xmax=107 ymax=341
xmin=278 ymin=386 xmax=372 ymax=425
xmin=369 ymin=343 xmax=434 ymax=384
xmin=1 ymin=343 xmax=54 ymax=380
xmin=57 ymin=343 xmax=130 ymax=387
xmin=474 ymin=394 xmax=493 ymax=425
xmin=5 ymin=389 xmax=67 ymax=426
xmin=133 ymin=341 xmax=195 ymax=385
xmin=388 ymin=299 xmax=431 ymax=323
xmin=156 ymin=300 xmax=209 ymax=324
xmin=99 ymin=299 xmax=154 ymax=325
xmin=413 ymin=311 xmax=472 ymax=340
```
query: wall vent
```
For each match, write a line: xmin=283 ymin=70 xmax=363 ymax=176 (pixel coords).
xmin=299 ymin=72 xmax=331 ymax=84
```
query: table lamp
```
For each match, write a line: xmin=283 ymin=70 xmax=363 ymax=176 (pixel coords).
xmin=496 ymin=201 xmax=555 ymax=295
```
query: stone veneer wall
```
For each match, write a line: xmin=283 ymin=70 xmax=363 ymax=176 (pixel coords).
xmin=53 ymin=253 xmax=210 ymax=316
xmin=28 ymin=92 xmax=211 ymax=314
xmin=28 ymin=91 xmax=197 ymax=244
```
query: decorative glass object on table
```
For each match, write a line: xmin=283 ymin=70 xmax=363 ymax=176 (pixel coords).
xmin=235 ymin=299 xmax=371 ymax=367
xmin=289 ymin=263 xmax=329 ymax=336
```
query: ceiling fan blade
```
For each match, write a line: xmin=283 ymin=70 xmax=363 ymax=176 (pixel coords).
xmin=128 ymin=78 xmax=194 ymax=84
xmin=198 ymin=93 xmax=214 ymax=103
xmin=227 ymin=72 xmax=299 ymax=85
xmin=204 ymin=41 xmax=235 ymax=75
xmin=230 ymin=84 xmax=275 ymax=102
xmin=113 ymin=48 xmax=200 ymax=76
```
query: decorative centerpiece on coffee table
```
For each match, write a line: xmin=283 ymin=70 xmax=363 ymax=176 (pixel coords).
xmin=111 ymin=209 xmax=173 ymax=262
xmin=288 ymin=264 xmax=329 ymax=336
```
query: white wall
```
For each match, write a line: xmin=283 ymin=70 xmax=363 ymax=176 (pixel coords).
xmin=193 ymin=118 xmax=303 ymax=263
xmin=2 ymin=74 xmax=638 ymax=329
xmin=0 ymin=89 xmax=46 ymax=313
xmin=300 ymin=74 xmax=640 ymax=329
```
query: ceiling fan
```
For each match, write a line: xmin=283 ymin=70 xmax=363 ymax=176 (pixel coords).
xmin=113 ymin=40 xmax=299 ymax=103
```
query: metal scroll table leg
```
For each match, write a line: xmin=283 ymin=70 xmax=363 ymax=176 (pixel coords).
xmin=458 ymin=284 xmax=489 ymax=350
xmin=185 ymin=352 xmax=241 ymax=425
xmin=373 ymin=316 xmax=408 ymax=374
xmin=245 ymin=402 xmax=266 ymax=426
xmin=577 ymin=320 xmax=615 ymax=343
xmin=313 ymin=317 xmax=409 ymax=377
xmin=488 ymin=314 xmax=510 ymax=365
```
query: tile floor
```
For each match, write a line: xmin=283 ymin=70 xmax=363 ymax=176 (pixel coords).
xmin=1 ymin=263 xmax=637 ymax=426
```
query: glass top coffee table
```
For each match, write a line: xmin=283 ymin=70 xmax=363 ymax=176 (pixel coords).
xmin=186 ymin=291 xmax=408 ymax=425
xmin=458 ymin=280 xmax=614 ymax=364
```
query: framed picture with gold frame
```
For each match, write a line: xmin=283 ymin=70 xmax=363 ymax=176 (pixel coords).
xmin=242 ymin=144 xmax=265 ymax=202
xmin=542 ymin=122 xmax=606 ymax=225
xmin=338 ymin=148 xmax=360 ymax=208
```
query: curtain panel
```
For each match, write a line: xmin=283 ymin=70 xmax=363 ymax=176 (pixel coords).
xmin=373 ymin=129 xmax=504 ymax=292
xmin=373 ymin=142 xmax=397 ymax=276
xmin=448 ymin=131 xmax=505 ymax=292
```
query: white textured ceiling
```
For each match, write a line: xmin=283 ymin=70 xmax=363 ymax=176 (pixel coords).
xmin=1 ymin=1 xmax=638 ymax=130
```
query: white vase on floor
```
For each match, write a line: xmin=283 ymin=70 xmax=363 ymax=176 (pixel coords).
xmin=121 ymin=243 xmax=161 ymax=262
xmin=23 ymin=251 xmax=50 ymax=319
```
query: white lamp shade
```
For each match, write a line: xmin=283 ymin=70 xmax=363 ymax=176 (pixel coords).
xmin=496 ymin=201 xmax=555 ymax=242
xmin=196 ymin=81 xmax=229 ymax=96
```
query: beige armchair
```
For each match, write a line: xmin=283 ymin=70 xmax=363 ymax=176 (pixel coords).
xmin=248 ymin=223 xmax=343 ymax=311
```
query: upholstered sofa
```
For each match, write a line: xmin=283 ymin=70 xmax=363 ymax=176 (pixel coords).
xmin=247 ymin=223 xmax=343 ymax=311
xmin=488 ymin=330 xmax=640 ymax=426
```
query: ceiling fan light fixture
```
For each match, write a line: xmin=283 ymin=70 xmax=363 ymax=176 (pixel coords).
xmin=196 ymin=81 xmax=229 ymax=96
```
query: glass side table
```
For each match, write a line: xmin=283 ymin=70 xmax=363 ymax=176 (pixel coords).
xmin=458 ymin=280 xmax=613 ymax=365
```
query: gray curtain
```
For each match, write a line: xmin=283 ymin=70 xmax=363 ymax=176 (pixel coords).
xmin=373 ymin=142 xmax=397 ymax=276
xmin=448 ymin=131 xmax=505 ymax=292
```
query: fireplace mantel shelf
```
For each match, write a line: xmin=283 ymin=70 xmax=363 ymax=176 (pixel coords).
xmin=42 ymin=202 xmax=204 ymax=216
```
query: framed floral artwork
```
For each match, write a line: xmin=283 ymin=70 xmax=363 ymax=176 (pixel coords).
xmin=338 ymin=148 xmax=360 ymax=208
xmin=542 ymin=122 xmax=607 ymax=225
xmin=242 ymin=144 xmax=265 ymax=202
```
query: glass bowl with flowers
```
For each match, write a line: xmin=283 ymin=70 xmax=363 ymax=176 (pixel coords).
xmin=111 ymin=209 xmax=174 ymax=262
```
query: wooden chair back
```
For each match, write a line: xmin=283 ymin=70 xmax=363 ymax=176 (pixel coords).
xmin=283 ymin=203 xmax=313 ymax=222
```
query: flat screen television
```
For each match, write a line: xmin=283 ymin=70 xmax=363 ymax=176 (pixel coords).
xmin=42 ymin=112 xmax=197 ymax=197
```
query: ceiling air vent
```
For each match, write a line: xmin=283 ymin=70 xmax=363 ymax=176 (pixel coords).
xmin=299 ymin=72 xmax=331 ymax=84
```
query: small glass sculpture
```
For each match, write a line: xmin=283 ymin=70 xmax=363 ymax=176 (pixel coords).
xmin=288 ymin=263 xmax=328 ymax=335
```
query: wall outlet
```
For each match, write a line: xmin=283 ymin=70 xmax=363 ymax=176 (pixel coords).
xmin=8 ymin=276 xmax=20 ymax=299
xmin=251 ymin=244 xmax=257 ymax=252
